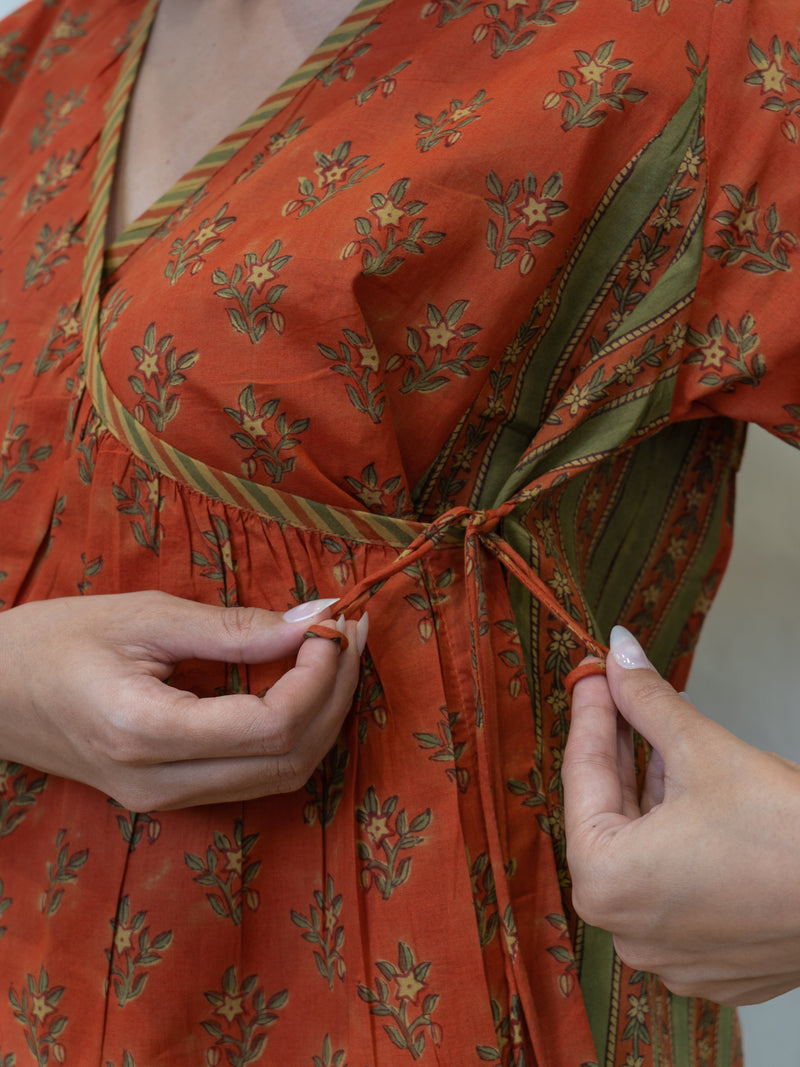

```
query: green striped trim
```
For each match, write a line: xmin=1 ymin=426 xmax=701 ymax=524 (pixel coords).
xmin=105 ymin=0 xmax=394 ymax=269
xmin=474 ymin=72 xmax=707 ymax=510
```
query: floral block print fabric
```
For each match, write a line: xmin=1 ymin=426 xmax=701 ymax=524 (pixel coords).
xmin=0 ymin=0 xmax=799 ymax=1063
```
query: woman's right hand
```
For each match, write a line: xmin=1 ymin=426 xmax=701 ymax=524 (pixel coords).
xmin=0 ymin=591 xmax=366 ymax=811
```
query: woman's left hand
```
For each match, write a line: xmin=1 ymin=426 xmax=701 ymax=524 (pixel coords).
xmin=562 ymin=627 xmax=800 ymax=1006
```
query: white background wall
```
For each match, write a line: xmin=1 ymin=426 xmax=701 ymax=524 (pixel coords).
xmin=2 ymin=0 xmax=799 ymax=1061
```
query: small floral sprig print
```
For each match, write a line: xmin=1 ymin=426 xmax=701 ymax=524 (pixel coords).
xmin=106 ymin=897 xmax=173 ymax=1008
xmin=413 ymin=706 xmax=470 ymax=792
xmin=128 ymin=322 xmax=199 ymax=431
xmin=773 ymin=404 xmax=800 ymax=440
xmin=37 ymin=10 xmax=88 ymax=72
xmin=191 ymin=515 xmax=239 ymax=607
xmin=468 ymin=851 xmax=501 ymax=948
xmin=622 ymin=973 xmax=652 ymax=1058
xmin=30 ymin=87 xmax=86 ymax=150
xmin=212 ymin=239 xmax=291 ymax=344
xmin=544 ymin=40 xmax=647 ymax=130
xmin=401 ymin=562 xmax=454 ymax=642
xmin=312 ymin=1035 xmax=348 ymax=1067
xmin=356 ymin=788 xmax=432 ymax=900
xmin=203 ymin=967 xmax=287 ymax=1066
xmin=415 ymin=89 xmax=489 ymax=151
xmin=472 ymin=0 xmax=577 ymax=59
xmin=283 ymin=141 xmax=382 ymax=218
xmin=318 ymin=328 xmax=386 ymax=424
xmin=421 ymin=0 xmax=480 ymax=27
xmin=355 ymin=60 xmax=412 ymax=106
xmin=9 ymin=967 xmax=67 ymax=1067
xmin=0 ymin=416 xmax=52 ymax=503
xmin=685 ymin=312 xmax=766 ymax=391
xmin=745 ymin=36 xmax=800 ymax=144
xmin=224 ymin=385 xmax=308 ymax=484
xmin=316 ymin=22 xmax=379 ymax=88
xmin=545 ymin=912 xmax=579 ymax=997
xmin=104 ymin=1053 xmax=136 ymax=1067
xmin=236 ymin=117 xmax=311 ymax=183
xmin=485 ymin=169 xmax=568 ymax=274
xmin=0 ymin=28 xmax=28 ymax=84
xmin=33 ymin=302 xmax=82 ymax=376
xmin=23 ymin=220 xmax=81 ymax=290
xmin=303 ymin=739 xmax=350 ymax=829
xmin=0 ymin=763 xmax=46 ymax=839
xmin=77 ymin=552 xmax=103 ymax=595
xmin=341 ymin=177 xmax=445 ymax=276
xmin=164 ymin=203 xmax=236 ymax=285
xmin=0 ymin=323 xmax=20 ymax=385
xmin=23 ymin=149 xmax=80 ymax=213
xmin=357 ymin=942 xmax=441 ymax=1060
xmin=290 ymin=874 xmax=346 ymax=989
xmin=388 ymin=299 xmax=488 ymax=394
xmin=111 ymin=462 xmax=164 ymax=555
xmin=342 ymin=460 xmax=410 ymax=516
xmin=39 ymin=828 xmax=89 ymax=917
xmin=705 ymin=183 xmax=798 ymax=273
xmin=475 ymin=995 xmax=527 ymax=1066
xmin=627 ymin=0 xmax=670 ymax=12
xmin=184 ymin=819 xmax=261 ymax=926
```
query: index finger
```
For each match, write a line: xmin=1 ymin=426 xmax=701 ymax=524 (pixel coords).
xmin=563 ymin=661 xmax=631 ymax=838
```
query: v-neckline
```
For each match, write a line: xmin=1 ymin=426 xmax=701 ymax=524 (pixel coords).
xmin=80 ymin=0 xmax=394 ymax=404
xmin=101 ymin=0 xmax=394 ymax=273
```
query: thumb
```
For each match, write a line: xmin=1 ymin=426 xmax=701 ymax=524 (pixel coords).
xmin=605 ymin=626 xmax=701 ymax=766
xmin=123 ymin=591 xmax=340 ymax=666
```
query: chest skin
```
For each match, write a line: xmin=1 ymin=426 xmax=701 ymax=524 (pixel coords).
xmin=105 ymin=0 xmax=358 ymax=246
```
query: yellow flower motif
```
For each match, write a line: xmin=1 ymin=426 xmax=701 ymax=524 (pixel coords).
xmin=57 ymin=161 xmax=76 ymax=182
xmin=316 ymin=160 xmax=349 ymax=187
xmin=371 ymin=200 xmax=405 ymax=228
xmin=364 ymin=812 xmax=392 ymax=847
xmin=425 ymin=323 xmax=457 ymax=349
xmin=666 ymin=535 xmax=687 ymax=562
xmin=194 ymin=224 xmax=219 ymax=246
xmin=241 ymin=415 xmax=265 ymax=438
xmin=576 ymin=58 xmax=609 ymax=85
xmin=223 ymin=848 xmax=243 ymax=875
xmin=678 ymin=150 xmax=702 ymax=179
xmin=561 ymin=382 xmax=594 ymax=415
xmin=666 ymin=321 xmax=687 ymax=354
xmin=220 ymin=542 xmax=234 ymax=570
xmin=732 ymin=203 xmax=759 ymax=239
xmin=548 ymin=630 xmax=577 ymax=659
xmin=0 ymin=39 xmax=11 ymax=60
xmin=30 ymin=993 xmax=52 ymax=1023
xmin=146 ymin=478 xmax=160 ymax=507
xmin=627 ymin=993 xmax=649 ymax=1024
xmin=699 ymin=338 xmax=727 ymax=369
xmin=518 ymin=194 xmax=550 ymax=228
xmin=393 ymin=969 xmax=425 ymax=1003
xmin=136 ymin=347 xmax=159 ymax=380
xmin=114 ymin=923 xmax=134 ymax=954
xmin=52 ymin=19 xmax=74 ymax=39
xmin=60 ymin=314 xmax=81 ymax=339
xmin=244 ymin=261 xmax=277 ymax=292
xmin=614 ymin=357 xmax=638 ymax=386
xmin=653 ymin=204 xmax=682 ymax=231
xmin=628 ymin=253 xmax=657 ymax=283
xmin=216 ymin=993 xmax=244 ymax=1022
xmin=760 ymin=60 xmax=787 ymax=95
xmin=358 ymin=343 xmax=380 ymax=371
xmin=641 ymin=582 xmax=661 ymax=608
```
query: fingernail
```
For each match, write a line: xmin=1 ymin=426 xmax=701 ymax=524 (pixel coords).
xmin=283 ymin=597 xmax=338 ymax=623
xmin=336 ymin=614 xmax=346 ymax=634
xmin=356 ymin=612 xmax=369 ymax=655
xmin=609 ymin=625 xmax=651 ymax=670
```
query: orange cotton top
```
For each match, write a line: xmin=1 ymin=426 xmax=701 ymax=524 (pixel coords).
xmin=0 ymin=0 xmax=799 ymax=1063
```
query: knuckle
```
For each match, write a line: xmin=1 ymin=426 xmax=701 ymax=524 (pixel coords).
xmin=220 ymin=605 xmax=260 ymax=654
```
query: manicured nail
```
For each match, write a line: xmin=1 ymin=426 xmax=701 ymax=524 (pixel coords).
xmin=283 ymin=597 xmax=338 ymax=623
xmin=356 ymin=612 xmax=369 ymax=655
xmin=609 ymin=625 xmax=651 ymax=670
xmin=336 ymin=614 xmax=346 ymax=634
